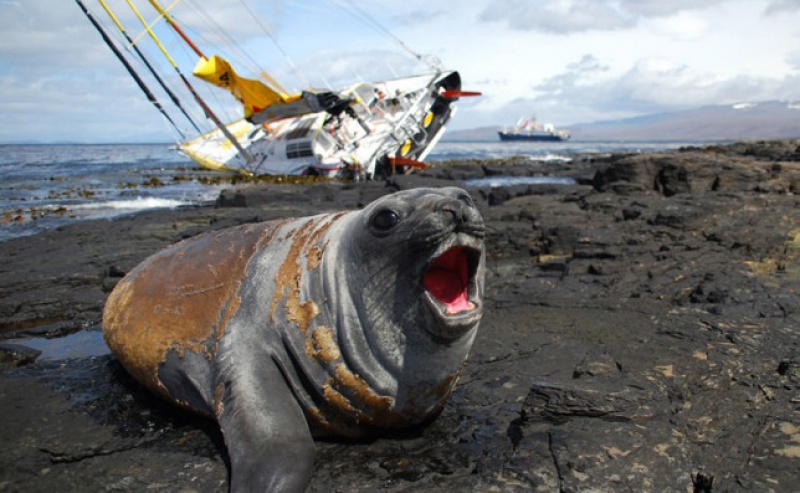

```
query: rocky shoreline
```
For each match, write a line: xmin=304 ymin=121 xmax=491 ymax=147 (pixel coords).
xmin=1 ymin=140 xmax=799 ymax=491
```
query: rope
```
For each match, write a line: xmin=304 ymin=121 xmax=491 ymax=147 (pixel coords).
xmin=332 ymin=0 xmax=442 ymax=71
xmin=235 ymin=0 xmax=309 ymax=90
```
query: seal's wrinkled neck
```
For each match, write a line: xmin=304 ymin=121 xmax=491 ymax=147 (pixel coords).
xmin=331 ymin=189 xmax=485 ymax=406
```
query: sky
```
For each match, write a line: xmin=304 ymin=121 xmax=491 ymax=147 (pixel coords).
xmin=1 ymin=0 xmax=799 ymax=143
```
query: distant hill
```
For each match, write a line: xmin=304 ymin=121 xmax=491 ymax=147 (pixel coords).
xmin=444 ymin=101 xmax=800 ymax=142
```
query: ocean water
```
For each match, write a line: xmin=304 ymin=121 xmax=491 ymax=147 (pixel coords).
xmin=0 ymin=144 xmax=231 ymax=242
xmin=0 ymin=140 xmax=706 ymax=242
xmin=429 ymin=139 xmax=701 ymax=162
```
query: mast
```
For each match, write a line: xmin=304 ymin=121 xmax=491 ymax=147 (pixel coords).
xmin=125 ymin=0 xmax=254 ymax=166
xmin=95 ymin=0 xmax=202 ymax=135
xmin=74 ymin=0 xmax=186 ymax=138
xmin=145 ymin=0 xmax=206 ymax=59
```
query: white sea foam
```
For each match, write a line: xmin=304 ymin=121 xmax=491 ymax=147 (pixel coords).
xmin=0 ymin=142 xmax=713 ymax=242
xmin=0 ymin=197 xmax=199 ymax=243
xmin=66 ymin=197 xmax=193 ymax=220
xmin=527 ymin=153 xmax=572 ymax=163
xmin=73 ymin=197 xmax=189 ymax=211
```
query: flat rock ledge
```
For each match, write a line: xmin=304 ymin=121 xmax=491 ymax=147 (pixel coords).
xmin=1 ymin=140 xmax=799 ymax=492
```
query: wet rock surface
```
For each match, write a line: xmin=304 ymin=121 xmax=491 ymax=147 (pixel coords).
xmin=1 ymin=140 xmax=799 ymax=491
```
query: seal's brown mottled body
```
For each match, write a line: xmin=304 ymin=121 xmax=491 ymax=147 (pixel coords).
xmin=104 ymin=223 xmax=273 ymax=404
xmin=103 ymin=187 xmax=485 ymax=492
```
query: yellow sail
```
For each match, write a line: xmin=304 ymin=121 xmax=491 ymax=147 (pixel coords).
xmin=193 ymin=55 xmax=300 ymax=118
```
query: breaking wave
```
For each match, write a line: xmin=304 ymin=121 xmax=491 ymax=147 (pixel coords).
xmin=72 ymin=197 xmax=189 ymax=212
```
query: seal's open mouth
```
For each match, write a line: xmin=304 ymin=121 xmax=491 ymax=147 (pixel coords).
xmin=424 ymin=246 xmax=481 ymax=315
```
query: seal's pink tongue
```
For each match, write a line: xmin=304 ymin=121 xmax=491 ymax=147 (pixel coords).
xmin=424 ymin=247 xmax=474 ymax=314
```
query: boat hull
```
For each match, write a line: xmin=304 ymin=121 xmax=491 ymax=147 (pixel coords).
xmin=180 ymin=71 xmax=463 ymax=179
xmin=497 ymin=131 xmax=569 ymax=142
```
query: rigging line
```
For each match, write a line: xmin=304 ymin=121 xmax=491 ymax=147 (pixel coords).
xmin=74 ymin=0 xmax=186 ymax=140
xmin=333 ymin=0 xmax=433 ymax=68
xmin=146 ymin=0 xmax=206 ymax=59
xmin=234 ymin=0 xmax=309 ymax=91
xmin=182 ymin=0 xmax=289 ymax=94
xmin=182 ymin=1 xmax=247 ymax=58
xmin=183 ymin=0 xmax=298 ymax=94
xmin=172 ymin=30 xmax=237 ymax=125
xmin=96 ymin=0 xmax=202 ymax=135
xmin=128 ymin=0 xmax=254 ymax=165
xmin=124 ymin=0 xmax=179 ymax=67
xmin=127 ymin=1 xmax=172 ymax=47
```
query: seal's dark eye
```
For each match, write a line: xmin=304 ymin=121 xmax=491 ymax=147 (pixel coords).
xmin=372 ymin=209 xmax=400 ymax=230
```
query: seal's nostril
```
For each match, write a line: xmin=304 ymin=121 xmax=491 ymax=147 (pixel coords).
xmin=440 ymin=201 xmax=466 ymax=224
xmin=457 ymin=193 xmax=475 ymax=208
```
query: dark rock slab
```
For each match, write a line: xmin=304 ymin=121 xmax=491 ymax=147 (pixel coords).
xmin=1 ymin=141 xmax=799 ymax=491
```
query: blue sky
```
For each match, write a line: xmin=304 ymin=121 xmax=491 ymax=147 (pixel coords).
xmin=1 ymin=0 xmax=799 ymax=143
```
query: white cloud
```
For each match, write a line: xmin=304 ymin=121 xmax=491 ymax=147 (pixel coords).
xmin=456 ymin=48 xmax=800 ymax=130
xmin=2 ymin=0 xmax=800 ymax=141
xmin=479 ymin=0 xmax=733 ymax=34
xmin=764 ymin=0 xmax=800 ymax=14
xmin=618 ymin=0 xmax=728 ymax=18
xmin=775 ymin=73 xmax=800 ymax=101
xmin=0 ymin=72 xmax=169 ymax=143
xmin=534 ymin=54 xmax=609 ymax=94
xmin=530 ymin=55 xmax=795 ymax=118
xmin=287 ymin=49 xmax=422 ymax=90
xmin=479 ymin=0 xmax=634 ymax=34
xmin=787 ymin=50 xmax=800 ymax=70
xmin=387 ymin=8 xmax=447 ymax=27
xmin=646 ymin=12 xmax=711 ymax=41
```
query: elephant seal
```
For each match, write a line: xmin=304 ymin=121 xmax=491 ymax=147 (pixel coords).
xmin=103 ymin=187 xmax=485 ymax=492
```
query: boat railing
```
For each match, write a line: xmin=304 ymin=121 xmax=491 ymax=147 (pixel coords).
xmin=391 ymin=105 xmax=427 ymax=147
xmin=412 ymin=126 xmax=428 ymax=146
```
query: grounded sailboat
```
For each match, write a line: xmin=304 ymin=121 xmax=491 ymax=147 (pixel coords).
xmin=77 ymin=0 xmax=478 ymax=179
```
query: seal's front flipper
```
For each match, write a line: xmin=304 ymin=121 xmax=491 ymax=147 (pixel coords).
xmin=216 ymin=360 xmax=315 ymax=492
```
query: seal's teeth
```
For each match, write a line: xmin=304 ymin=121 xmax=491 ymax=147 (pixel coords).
xmin=446 ymin=301 xmax=475 ymax=315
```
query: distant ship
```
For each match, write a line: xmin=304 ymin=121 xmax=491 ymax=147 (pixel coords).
xmin=498 ymin=117 xmax=570 ymax=142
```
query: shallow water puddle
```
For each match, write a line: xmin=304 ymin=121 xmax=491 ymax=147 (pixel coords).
xmin=463 ymin=176 xmax=577 ymax=188
xmin=6 ymin=329 xmax=110 ymax=361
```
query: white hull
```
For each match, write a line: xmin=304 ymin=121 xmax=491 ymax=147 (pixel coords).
xmin=179 ymin=71 xmax=462 ymax=179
